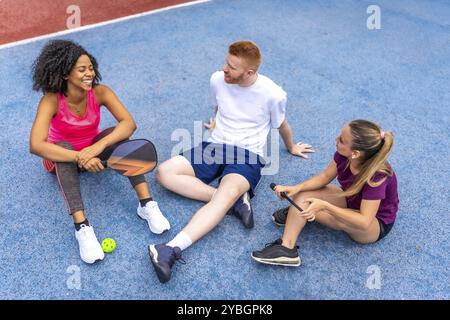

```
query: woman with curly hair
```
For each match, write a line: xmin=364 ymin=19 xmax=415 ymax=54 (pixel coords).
xmin=30 ymin=40 xmax=170 ymax=264
xmin=251 ymin=119 xmax=399 ymax=267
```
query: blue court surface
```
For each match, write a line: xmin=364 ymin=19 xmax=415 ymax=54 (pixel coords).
xmin=0 ymin=0 xmax=449 ymax=299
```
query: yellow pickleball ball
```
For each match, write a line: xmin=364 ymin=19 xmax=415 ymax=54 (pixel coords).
xmin=101 ymin=238 xmax=116 ymax=253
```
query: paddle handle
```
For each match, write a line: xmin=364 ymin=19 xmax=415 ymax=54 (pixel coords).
xmin=80 ymin=160 xmax=108 ymax=172
xmin=269 ymin=183 xmax=303 ymax=212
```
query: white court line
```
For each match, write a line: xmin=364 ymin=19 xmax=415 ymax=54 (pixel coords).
xmin=0 ymin=0 xmax=211 ymax=50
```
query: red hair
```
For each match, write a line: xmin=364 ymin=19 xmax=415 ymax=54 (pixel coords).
xmin=229 ymin=41 xmax=262 ymax=70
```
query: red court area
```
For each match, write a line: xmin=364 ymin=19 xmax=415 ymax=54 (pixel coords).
xmin=0 ymin=0 xmax=194 ymax=45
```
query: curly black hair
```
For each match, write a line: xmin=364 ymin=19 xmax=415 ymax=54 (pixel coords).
xmin=32 ymin=40 xmax=101 ymax=95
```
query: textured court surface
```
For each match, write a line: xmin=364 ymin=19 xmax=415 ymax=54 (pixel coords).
xmin=0 ymin=0 xmax=192 ymax=45
xmin=0 ymin=0 xmax=449 ymax=299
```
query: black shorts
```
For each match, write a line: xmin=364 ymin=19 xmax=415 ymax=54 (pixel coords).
xmin=377 ymin=218 xmax=394 ymax=241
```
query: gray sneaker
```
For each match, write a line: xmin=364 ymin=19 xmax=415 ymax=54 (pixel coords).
xmin=251 ymin=238 xmax=301 ymax=267
xmin=271 ymin=207 xmax=289 ymax=227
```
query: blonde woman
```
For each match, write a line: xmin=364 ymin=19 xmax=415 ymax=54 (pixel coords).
xmin=252 ymin=119 xmax=398 ymax=266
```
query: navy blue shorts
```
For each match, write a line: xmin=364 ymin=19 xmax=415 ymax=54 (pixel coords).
xmin=181 ymin=142 xmax=265 ymax=198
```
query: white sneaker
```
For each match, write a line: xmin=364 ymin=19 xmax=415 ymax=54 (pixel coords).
xmin=75 ymin=224 xmax=105 ymax=264
xmin=137 ymin=201 xmax=170 ymax=234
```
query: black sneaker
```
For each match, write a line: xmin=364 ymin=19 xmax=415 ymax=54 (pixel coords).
xmin=272 ymin=207 xmax=289 ymax=227
xmin=148 ymin=243 xmax=185 ymax=283
xmin=251 ymin=238 xmax=301 ymax=267
xmin=229 ymin=192 xmax=254 ymax=229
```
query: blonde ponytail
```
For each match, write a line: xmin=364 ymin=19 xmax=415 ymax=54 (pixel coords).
xmin=341 ymin=120 xmax=394 ymax=198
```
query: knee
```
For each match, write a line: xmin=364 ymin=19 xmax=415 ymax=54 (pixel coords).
xmin=293 ymin=193 xmax=308 ymax=210
xmin=56 ymin=141 xmax=74 ymax=151
xmin=155 ymin=166 xmax=165 ymax=184
xmin=155 ymin=162 xmax=172 ymax=185
xmin=220 ymin=186 xmax=242 ymax=202
xmin=360 ymin=219 xmax=377 ymax=234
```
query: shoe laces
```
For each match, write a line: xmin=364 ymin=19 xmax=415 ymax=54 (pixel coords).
xmin=264 ymin=238 xmax=283 ymax=247
xmin=143 ymin=201 xmax=163 ymax=217
xmin=77 ymin=226 xmax=97 ymax=245
xmin=264 ymin=239 xmax=298 ymax=249
xmin=144 ymin=201 xmax=157 ymax=210
xmin=168 ymin=248 xmax=186 ymax=266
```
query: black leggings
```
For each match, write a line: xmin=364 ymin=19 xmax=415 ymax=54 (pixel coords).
xmin=46 ymin=127 xmax=147 ymax=215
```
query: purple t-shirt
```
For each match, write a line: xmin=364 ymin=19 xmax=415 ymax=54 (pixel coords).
xmin=334 ymin=152 xmax=399 ymax=224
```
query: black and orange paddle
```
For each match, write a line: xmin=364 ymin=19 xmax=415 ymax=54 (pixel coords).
xmin=82 ymin=139 xmax=157 ymax=177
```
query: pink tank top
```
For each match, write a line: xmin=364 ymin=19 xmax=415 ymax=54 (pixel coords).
xmin=47 ymin=89 xmax=101 ymax=151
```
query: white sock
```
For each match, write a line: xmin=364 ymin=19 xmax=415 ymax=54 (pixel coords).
xmin=167 ymin=231 xmax=192 ymax=251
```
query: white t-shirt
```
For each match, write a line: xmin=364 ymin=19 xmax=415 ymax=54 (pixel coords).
xmin=208 ymin=71 xmax=287 ymax=156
